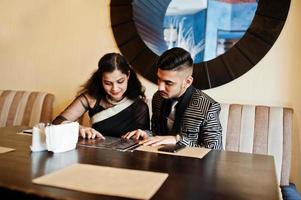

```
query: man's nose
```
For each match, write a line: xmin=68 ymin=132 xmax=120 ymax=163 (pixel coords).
xmin=158 ymin=82 xmax=165 ymax=91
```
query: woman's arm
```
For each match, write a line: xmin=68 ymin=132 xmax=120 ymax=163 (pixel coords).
xmin=122 ymin=100 xmax=151 ymax=140
xmin=52 ymin=94 xmax=104 ymax=139
xmin=52 ymin=94 xmax=91 ymax=124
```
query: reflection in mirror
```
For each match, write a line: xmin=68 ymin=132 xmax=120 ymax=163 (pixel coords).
xmin=164 ymin=0 xmax=207 ymax=62
xmin=133 ymin=0 xmax=258 ymax=63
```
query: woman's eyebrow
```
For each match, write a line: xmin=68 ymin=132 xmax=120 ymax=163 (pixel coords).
xmin=103 ymin=80 xmax=112 ymax=83
xmin=117 ymin=77 xmax=125 ymax=81
xmin=103 ymin=77 xmax=125 ymax=83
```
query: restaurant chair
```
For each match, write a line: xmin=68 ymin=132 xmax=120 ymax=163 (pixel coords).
xmin=78 ymin=112 xmax=91 ymax=127
xmin=219 ymin=104 xmax=300 ymax=200
xmin=0 ymin=90 xmax=54 ymax=127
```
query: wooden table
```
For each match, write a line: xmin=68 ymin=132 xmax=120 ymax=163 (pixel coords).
xmin=0 ymin=126 xmax=280 ymax=200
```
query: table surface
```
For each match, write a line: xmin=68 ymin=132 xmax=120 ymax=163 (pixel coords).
xmin=0 ymin=126 xmax=280 ymax=200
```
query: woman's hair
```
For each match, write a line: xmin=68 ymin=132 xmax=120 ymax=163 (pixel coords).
xmin=78 ymin=53 xmax=145 ymax=100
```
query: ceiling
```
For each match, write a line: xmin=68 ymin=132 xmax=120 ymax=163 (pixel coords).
xmin=165 ymin=0 xmax=207 ymax=16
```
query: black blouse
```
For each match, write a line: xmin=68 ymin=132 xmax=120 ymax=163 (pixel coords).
xmin=88 ymin=98 xmax=150 ymax=137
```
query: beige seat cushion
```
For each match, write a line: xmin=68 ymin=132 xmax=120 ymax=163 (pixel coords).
xmin=220 ymin=104 xmax=293 ymax=186
xmin=0 ymin=90 xmax=54 ymax=127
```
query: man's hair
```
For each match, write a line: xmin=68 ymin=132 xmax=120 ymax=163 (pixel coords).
xmin=156 ymin=47 xmax=193 ymax=71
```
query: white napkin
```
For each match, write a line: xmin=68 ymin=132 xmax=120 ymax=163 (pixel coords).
xmin=30 ymin=123 xmax=47 ymax=152
xmin=45 ymin=122 xmax=79 ymax=153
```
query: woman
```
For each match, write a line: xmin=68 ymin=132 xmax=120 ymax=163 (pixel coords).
xmin=53 ymin=53 xmax=150 ymax=139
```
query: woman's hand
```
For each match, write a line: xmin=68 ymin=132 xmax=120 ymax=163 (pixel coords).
xmin=122 ymin=129 xmax=149 ymax=140
xmin=79 ymin=125 xmax=105 ymax=139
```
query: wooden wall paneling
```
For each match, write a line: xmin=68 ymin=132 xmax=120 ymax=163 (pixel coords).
xmin=110 ymin=5 xmax=132 ymax=25
xmin=131 ymin=49 xmax=157 ymax=83
xmin=192 ymin=63 xmax=211 ymax=90
xmin=110 ymin=0 xmax=132 ymax=6
xmin=205 ymin=58 xmax=233 ymax=88
xmin=248 ymin=15 xmax=286 ymax=45
xmin=119 ymin=37 xmax=147 ymax=63
xmin=256 ymin=0 xmax=291 ymax=20
xmin=221 ymin=47 xmax=254 ymax=79
xmin=236 ymin=32 xmax=271 ymax=65
xmin=111 ymin=21 xmax=138 ymax=46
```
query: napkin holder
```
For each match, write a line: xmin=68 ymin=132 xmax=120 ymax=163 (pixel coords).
xmin=30 ymin=122 xmax=79 ymax=153
xmin=30 ymin=123 xmax=47 ymax=152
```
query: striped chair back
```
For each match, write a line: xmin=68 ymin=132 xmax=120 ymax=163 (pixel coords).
xmin=220 ymin=104 xmax=293 ymax=186
xmin=0 ymin=90 xmax=55 ymax=127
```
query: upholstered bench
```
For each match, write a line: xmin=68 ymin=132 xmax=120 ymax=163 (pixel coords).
xmin=219 ymin=104 xmax=292 ymax=186
xmin=0 ymin=90 xmax=54 ymax=127
xmin=220 ymin=103 xmax=299 ymax=199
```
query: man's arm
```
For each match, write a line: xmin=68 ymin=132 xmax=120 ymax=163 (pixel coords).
xmin=178 ymin=102 xmax=223 ymax=149
xmin=199 ymin=102 xmax=223 ymax=149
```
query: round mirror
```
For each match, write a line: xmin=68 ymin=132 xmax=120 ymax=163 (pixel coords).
xmin=133 ymin=0 xmax=258 ymax=63
xmin=110 ymin=0 xmax=290 ymax=89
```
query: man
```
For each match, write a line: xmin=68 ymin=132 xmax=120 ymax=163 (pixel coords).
xmin=123 ymin=47 xmax=222 ymax=149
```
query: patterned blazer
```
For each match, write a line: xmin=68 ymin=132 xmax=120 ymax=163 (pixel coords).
xmin=151 ymin=87 xmax=222 ymax=149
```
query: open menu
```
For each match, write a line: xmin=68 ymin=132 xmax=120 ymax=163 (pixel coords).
xmin=77 ymin=136 xmax=140 ymax=151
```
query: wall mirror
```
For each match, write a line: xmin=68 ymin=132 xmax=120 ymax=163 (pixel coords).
xmin=110 ymin=0 xmax=290 ymax=89
xmin=133 ymin=0 xmax=258 ymax=63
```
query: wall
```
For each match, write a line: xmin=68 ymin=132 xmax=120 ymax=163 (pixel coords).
xmin=0 ymin=0 xmax=300 ymax=190
xmin=0 ymin=0 xmax=117 ymax=114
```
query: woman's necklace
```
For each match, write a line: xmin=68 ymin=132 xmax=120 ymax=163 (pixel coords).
xmin=105 ymin=95 xmax=126 ymax=106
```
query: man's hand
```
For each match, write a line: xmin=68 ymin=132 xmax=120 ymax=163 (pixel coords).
xmin=140 ymin=135 xmax=177 ymax=146
xmin=79 ymin=126 xmax=105 ymax=139
xmin=122 ymin=129 xmax=149 ymax=140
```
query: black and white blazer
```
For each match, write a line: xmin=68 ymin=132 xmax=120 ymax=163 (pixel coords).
xmin=151 ymin=86 xmax=222 ymax=150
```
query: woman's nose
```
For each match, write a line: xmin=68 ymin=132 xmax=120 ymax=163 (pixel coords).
xmin=112 ymin=83 xmax=118 ymax=90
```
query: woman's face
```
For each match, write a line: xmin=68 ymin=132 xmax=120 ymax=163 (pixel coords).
xmin=102 ymin=69 xmax=129 ymax=101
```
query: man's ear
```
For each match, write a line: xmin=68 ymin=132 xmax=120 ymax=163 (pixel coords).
xmin=185 ymin=75 xmax=193 ymax=88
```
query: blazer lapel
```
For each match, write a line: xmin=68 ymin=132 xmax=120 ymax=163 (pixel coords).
xmin=159 ymin=99 xmax=170 ymax=135
xmin=171 ymin=86 xmax=194 ymax=134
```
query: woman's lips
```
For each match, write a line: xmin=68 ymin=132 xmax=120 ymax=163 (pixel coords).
xmin=111 ymin=91 xmax=121 ymax=96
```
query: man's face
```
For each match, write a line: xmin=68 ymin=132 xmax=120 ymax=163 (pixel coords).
xmin=157 ymin=68 xmax=189 ymax=99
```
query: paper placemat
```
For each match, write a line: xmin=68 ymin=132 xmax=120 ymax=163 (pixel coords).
xmin=0 ymin=146 xmax=15 ymax=154
xmin=136 ymin=146 xmax=211 ymax=159
xmin=16 ymin=132 xmax=32 ymax=136
xmin=33 ymin=163 xmax=168 ymax=200
xmin=16 ymin=128 xmax=33 ymax=136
